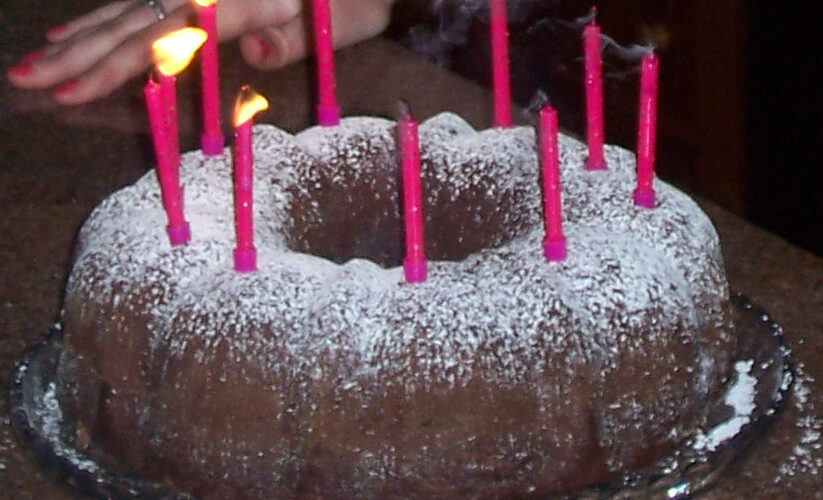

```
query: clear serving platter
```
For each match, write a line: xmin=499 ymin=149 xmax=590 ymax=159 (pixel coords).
xmin=9 ymin=292 xmax=794 ymax=499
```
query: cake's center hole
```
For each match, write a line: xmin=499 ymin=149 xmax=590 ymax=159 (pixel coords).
xmin=283 ymin=157 xmax=528 ymax=269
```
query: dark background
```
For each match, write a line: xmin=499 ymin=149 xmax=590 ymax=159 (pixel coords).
xmin=388 ymin=0 xmax=822 ymax=256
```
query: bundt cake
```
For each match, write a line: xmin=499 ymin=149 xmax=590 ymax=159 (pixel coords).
xmin=55 ymin=113 xmax=734 ymax=498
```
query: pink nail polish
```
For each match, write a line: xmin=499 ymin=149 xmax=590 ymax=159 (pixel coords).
xmin=47 ymin=24 xmax=67 ymax=38
xmin=22 ymin=49 xmax=47 ymax=64
xmin=8 ymin=63 xmax=33 ymax=77
xmin=54 ymin=79 xmax=79 ymax=95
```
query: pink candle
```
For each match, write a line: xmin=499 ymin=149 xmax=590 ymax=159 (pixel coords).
xmin=539 ymin=104 xmax=567 ymax=261
xmin=398 ymin=104 xmax=427 ymax=283
xmin=232 ymin=86 xmax=269 ymax=272
xmin=146 ymin=28 xmax=207 ymax=245
xmin=144 ymin=75 xmax=191 ymax=246
xmin=152 ymin=28 xmax=208 ymax=170
xmin=157 ymin=72 xmax=181 ymax=169
xmin=195 ymin=0 xmax=225 ymax=155
xmin=583 ymin=11 xmax=607 ymax=170
xmin=634 ymin=51 xmax=659 ymax=208
xmin=311 ymin=0 xmax=340 ymax=126
xmin=490 ymin=0 xmax=512 ymax=127
xmin=233 ymin=119 xmax=255 ymax=271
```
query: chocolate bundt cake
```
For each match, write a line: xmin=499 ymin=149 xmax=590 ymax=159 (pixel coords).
xmin=56 ymin=113 xmax=734 ymax=498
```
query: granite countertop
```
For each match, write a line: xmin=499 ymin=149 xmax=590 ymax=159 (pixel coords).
xmin=2 ymin=3 xmax=822 ymax=498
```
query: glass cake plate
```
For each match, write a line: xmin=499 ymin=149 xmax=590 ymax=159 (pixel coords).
xmin=9 ymin=293 xmax=794 ymax=499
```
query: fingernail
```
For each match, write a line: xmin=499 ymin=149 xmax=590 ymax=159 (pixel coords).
xmin=47 ymin=24 xmax=67 ymax=38
xmin=253 ymin=35 xmax=271 ymax=59
xmin=22 ymin=49 xmax=47 ymax=63
xmin=8 ymin=63 xmax=33 ymax=77
xmin=54 ymin=79 xmax=79 ymax=95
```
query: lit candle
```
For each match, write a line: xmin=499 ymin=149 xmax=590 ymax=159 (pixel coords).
xmin=232 ymin=85 xmax=269 ymax=272
xmin=158 ymin=71 xmax=180 ymax=169
xmin=194 ymin=0 xmax=225 ymax=155
xmin=634 ymin=50 xmax=659 ymax=208
xmin=152 ymin=28 xmax=208 ymax=168
xmin=311 ymin=0 xmax=340 ymax=126
xmin=540 ymin=103 xmax=567 ymax=261
xmin=144 ymin=75 xmax=190 ymax=246
xmin=398 ymin=102 xmax=427 ymax=283
xmin=583 ymin=9 xmax=607 ymax=170
xmin=490 ymin=0 xmax=512 ymax=127
xmin=148 ymin=27 xmax=208 ymax=245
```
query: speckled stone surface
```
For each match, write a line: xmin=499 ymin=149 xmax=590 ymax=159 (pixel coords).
xmin=1 ymin=2 xmax=822 ymax=497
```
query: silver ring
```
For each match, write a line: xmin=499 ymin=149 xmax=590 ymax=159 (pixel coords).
xmin=145 ymin=0 xmax=166 ymax=20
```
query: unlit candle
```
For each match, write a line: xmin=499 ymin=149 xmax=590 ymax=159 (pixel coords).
xmin=312 ymin=0 xmax=340 ymax=126
xmin=195 ymin=0 xmax=225 ymax=155
xmin=634 ymin=51 xmax=659 ymax=208
xmin=540 ymin=103 xmax=567 ymax=261
xmin=490 ymin=0 xmax=512 ymax=127
xmin=398 ymin=105 xmax=427 ymax=283
xmin=583 ymin=13 xmax=607 ymax=170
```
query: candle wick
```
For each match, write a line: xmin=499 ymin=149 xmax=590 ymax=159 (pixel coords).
xmin=525 ymin=90 xmax=551 ymax=117
xmin=398 ymin=99 xmax=411 ymax=120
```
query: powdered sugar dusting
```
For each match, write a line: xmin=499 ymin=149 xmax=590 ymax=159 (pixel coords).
xmin=63 ymin=113 xmax=733 ymax=477
xmin=692 ymin=359 xmax=757 ymax=452
xmin=776 ymin=361 xmax=823 ymax=481
xmin=36 ymin=381 xmax=100 ymax=474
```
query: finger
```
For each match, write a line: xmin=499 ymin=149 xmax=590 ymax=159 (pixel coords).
xmin=237 ymin=21 xmax=306 ymax=70
xmin=46 ymin=0 xmax=134 ymax=43
xmin=51 ymin=8 xmax=194 ymax=104
xmin=237 ymin=0 xmax=394 ymax=71
xmin=11 ymin=1 xmax=144 ymax=75
xmin=26 ymin=0 xmax=294 ymax=103
xmin=47 ymin=0 xmax=188 ymax=43
xmin=9 ymin=3 xmax=192 ymax=93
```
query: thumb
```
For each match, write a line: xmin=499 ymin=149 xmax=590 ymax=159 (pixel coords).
xmin=237 ymin=20 xmax=308 ymax=70
xmin=236 ymin=0 xmax=394 ymax=71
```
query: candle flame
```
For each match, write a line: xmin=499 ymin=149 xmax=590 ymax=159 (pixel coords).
xmin=152 ymin=28 xmax=207 ymax=76
xmin=192 ymin=0 xmax=218 ymax=7
xmin=233 ymin=86 xmax=269 ymax=126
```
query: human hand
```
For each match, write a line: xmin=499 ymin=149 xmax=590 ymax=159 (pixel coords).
xmin=6 ymin=0 xmax=395 ymax=105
